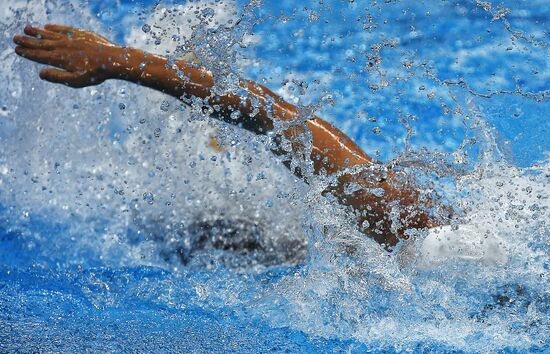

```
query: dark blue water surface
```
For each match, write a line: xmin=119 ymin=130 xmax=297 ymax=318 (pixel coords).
xmin=1 ymin=0 xmax=549 ymax=352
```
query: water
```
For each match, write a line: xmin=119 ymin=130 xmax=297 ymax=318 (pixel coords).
xmin=1 ymin=0 xmax=549 ymax=352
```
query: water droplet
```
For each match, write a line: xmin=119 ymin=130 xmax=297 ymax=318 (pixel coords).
xmin=160 ymin=101 xmax=170 ymax=112
xmin=371 ymin=188 xmax=385 ymax=197
xmin=230 ymin=110 xmax=242 ymax=120
xmin=143 ymin=192 xmax=154 ymax=204
xmin=201 ymin=7 xmax=215 ymax=18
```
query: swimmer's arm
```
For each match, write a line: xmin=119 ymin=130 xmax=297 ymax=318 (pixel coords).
xmin=13 ymin=24 xmax=371 ymax=175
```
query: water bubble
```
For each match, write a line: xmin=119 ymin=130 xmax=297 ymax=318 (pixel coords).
xmin=143 ymin=192 xmax=154 ymax=205
xmin=230 ymin=110 xmax=242 ymax=120
xmin=372 ymin=127 xmax=382 ymax=135
xmin=402 ymin=60 xmax=413 ymax=69
xmin=371 ymin=188 xmax=385 ymax=197
xmin=118 ymin=103 xmax=126 ymax=110
xmin=141 ymin=24 xmax=151 ymax=33
xmin=160 ymin=101 xmax=170 ymax=112
xmin=154 ymin=128 xmax=161 ymax=138
xmin=201 ymin=7 xmax=215 ymax=18
xmin=309 ymin=12 xmax=319 ymax=22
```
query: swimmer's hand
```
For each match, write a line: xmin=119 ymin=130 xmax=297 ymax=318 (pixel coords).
xmin=13 ymin=24 xmax=119 ymax=88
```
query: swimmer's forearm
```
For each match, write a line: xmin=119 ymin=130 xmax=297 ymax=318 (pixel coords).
xmin=108 ymin=47 xmax=211 ymax=100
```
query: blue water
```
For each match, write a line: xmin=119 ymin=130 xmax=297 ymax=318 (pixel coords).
xmin=1 ymin=0 xmax=549 ymax=352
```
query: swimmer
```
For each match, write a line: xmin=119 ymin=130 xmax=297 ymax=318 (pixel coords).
xmin=13 ymin=24 xmax=451 ymax=250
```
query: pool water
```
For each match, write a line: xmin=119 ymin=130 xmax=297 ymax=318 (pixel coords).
xmin=1 ymin=0 xmax=549 ymax=352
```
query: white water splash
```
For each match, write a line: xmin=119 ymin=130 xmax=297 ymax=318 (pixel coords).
xmin=0 ymin=1 xmax=548 ymax=352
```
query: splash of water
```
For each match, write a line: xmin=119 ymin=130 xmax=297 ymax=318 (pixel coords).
xmin=0 ymin=0 xmax=548 ymax=351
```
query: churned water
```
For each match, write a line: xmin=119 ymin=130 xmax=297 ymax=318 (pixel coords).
xmin=0 ymin=0 xmax=548 ymax=352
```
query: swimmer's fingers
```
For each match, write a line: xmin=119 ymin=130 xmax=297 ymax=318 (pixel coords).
xmin=23 ymin=25 xmax=62 ymax=40
xmin=14 ymin=47 xmax=66 ymax=68
xmin=39 ymin=68 xmax=86 ymax=88
xmin=13 ymin=35 xmax=60 ymax=50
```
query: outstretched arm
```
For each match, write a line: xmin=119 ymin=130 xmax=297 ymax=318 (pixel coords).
xmin=14 ymin=24 xmax=446 ymax=248
xmin=13 ymin=25 xmax=371 ymax=171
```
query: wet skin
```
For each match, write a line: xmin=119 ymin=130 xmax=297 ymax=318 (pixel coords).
xmin=14 ymin=24 xmax=448 ymax=249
